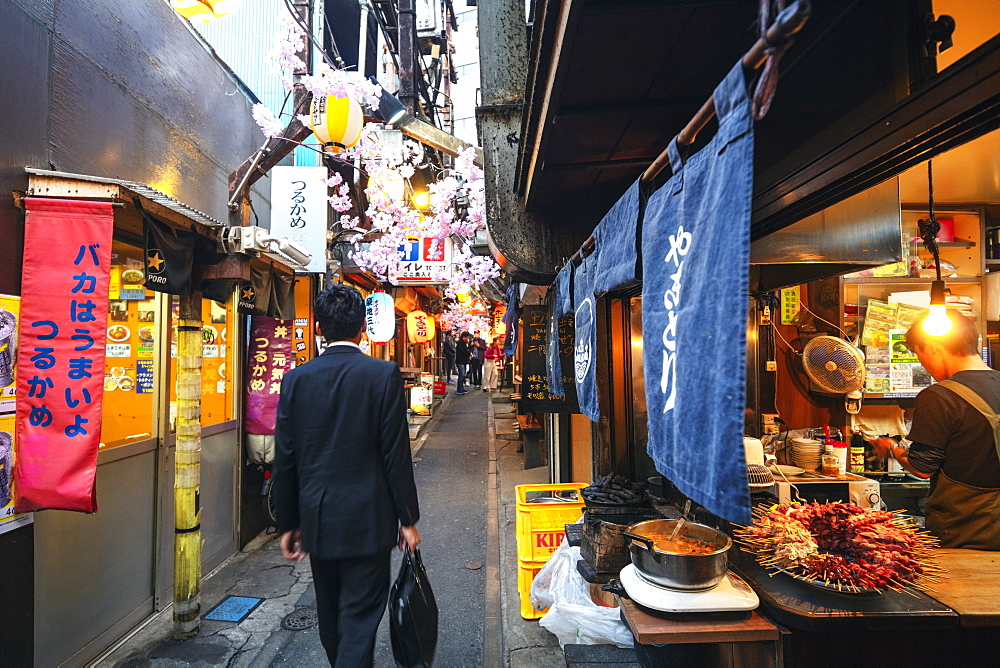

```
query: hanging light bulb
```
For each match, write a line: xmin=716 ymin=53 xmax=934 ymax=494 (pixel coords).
xmin=919 ymin=161 xmax=952 ymax=338
xmin=923 ymin=280 xmax=953 ymax=336
xmin=412 ymin=190 xmax=431 ymax=211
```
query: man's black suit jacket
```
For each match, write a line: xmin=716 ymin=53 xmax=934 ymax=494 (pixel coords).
xmin=274 ymin=345 xmax=419 ymax=560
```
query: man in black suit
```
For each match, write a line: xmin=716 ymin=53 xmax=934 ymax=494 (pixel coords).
xmin=275 ymin=284 xmax=421 ymax=667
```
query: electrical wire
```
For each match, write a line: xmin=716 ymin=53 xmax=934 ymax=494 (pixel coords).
xmin=796 ymin=303 xmax=852 ymax=340
xmin=283 ymin=0 xmax=344 ymax=70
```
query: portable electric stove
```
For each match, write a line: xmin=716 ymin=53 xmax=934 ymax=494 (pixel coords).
xmin=619 ymin=564 xmax=759 ymax=613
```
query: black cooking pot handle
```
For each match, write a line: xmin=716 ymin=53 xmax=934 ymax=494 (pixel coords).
xmin=602 ymin=579 xmax=628 ymax=598
xmin=622 ymin=532 xmax=655 ymax=551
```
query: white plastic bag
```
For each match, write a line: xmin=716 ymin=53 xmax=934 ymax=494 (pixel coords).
xmin=530 ymin=540 xmax=633 ymax=648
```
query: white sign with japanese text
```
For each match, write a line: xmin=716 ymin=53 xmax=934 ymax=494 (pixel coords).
xmin=270 ymin=166 xmax=329 ymax=274
xmin=391 ymin=237 xmax=454 ymax=285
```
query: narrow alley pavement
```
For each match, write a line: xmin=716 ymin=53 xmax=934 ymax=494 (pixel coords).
xmin=96 ymin=389 xmax=566 ymax=667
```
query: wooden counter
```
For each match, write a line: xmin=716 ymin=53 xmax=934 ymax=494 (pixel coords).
xmin=616 ymin=596 xmax=778 ymax=644
xmin=928 ymin=549 xmax=1000 ymax=627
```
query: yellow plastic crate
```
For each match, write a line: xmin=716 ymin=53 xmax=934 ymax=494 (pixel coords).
xmin=515 ymin=483 xmax=586 ymax=562
xmin=517 ymin=559 xmax=547 ymax=620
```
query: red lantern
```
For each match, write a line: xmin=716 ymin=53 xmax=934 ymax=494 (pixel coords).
xmin=406 ymin=310 xmax=435 ymax=343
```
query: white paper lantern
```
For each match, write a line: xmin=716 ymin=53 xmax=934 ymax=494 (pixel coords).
xmin=365 ymin=292 xmax=395 ymax=343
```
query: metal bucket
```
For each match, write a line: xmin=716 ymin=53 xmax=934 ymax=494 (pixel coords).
xmin=623 ymin=519 xmax=732 ymax=591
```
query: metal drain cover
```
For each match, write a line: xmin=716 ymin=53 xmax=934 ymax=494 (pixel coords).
xmin=281 ymin=607 xmax=318 ymax=631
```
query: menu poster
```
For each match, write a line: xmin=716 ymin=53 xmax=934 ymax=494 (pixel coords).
xmin=0 ymin=294 xmax=19 ymax=413
xmin=520 ymin=306 xmax=579 ymax=413
xmin=410 ymin=373 xmax=434 ymax=416
xmin=890 ymin=329 xmax=919 ymax=363
xmin=888 ymin=329 xmax=932 ymax=391
xmin=0 ymin=414 xmax=32 ymax=535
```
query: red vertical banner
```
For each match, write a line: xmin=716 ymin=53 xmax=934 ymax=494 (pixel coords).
xmin=14 ymin=198 xmax=114 ymax=513
xmin=244 ymin=317 xmax=293 ymax=435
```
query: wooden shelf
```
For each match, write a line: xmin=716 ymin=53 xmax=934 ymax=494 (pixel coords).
xmin=842 ymin=277 xmax=982 ymax=284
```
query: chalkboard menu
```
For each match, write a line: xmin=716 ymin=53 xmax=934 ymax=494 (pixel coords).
xmin=520 ymin=305 xmax=579 ymax=413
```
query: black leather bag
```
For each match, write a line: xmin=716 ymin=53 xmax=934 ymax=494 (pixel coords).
xmin=389 ymin=547 xmax=438 ymax=667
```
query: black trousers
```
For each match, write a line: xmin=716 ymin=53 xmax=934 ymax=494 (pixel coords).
xmin=469 ymin=359 xmax=483 ymax=385
xmin=310 ymin=551 xmax=392 ymax=667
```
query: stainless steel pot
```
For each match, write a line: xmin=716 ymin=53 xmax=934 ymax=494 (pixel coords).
xmin=623 ymin=519 xmax=732 ymax=591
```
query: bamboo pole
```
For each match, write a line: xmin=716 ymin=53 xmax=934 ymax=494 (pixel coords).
xmin=174 ymin=291 xmax=203 ymax=639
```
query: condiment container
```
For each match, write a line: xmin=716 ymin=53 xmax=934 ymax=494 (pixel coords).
xmin=828 ymin=440 xmax=849 ymax=475
xmin=821 ymin=454 xmax=840 ymax=477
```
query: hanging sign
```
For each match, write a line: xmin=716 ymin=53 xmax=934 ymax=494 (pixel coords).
xmin=244 ymin=317 xmax=294 ymax=435
xmin=521 ymin=306 xmax=579 ymax=413
xmin=391 ymin=238 xmax=453 ymax=285
xmin=365 ymin=292 xmax=395 ymax=343
xmin=406 ymin=310 xmax=435 ymax=343
xmin=15 ymin=198 xmax=114 ymax=513
xmin=270 ymin=166 xmax=329 ymax=273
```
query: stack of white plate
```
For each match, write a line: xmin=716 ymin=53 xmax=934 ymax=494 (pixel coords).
xmin=789 ymin=438 xmax=823 ymax=471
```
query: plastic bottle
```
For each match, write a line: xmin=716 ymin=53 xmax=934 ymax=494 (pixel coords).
xmin=829 ymin=441 xmax=849 ymax=476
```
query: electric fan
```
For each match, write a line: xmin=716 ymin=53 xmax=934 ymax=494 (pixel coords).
xmin=801 ymin=335 xmax=866 ymax=395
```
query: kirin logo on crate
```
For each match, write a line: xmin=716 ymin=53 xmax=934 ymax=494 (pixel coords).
xmin=534 ymin=530 xmax=566 ymax=554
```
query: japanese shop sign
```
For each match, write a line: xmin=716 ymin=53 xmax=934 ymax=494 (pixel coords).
xmin=270 ymin=166 xmax=328 ymax=274
xmin=15 ymin=198 xmax=114 ymax=513
xmin=244 ymin=317 xmax=294 ymax=435
xmin=391 ymin=238 xmax=453 ymax=285
xmin=520 ymin=306 xmax=579 ymax=413
xmin=0 ymin=294 xmax=19 ymax=414
xmin=0 ymin=414 xmax=32 ymax=535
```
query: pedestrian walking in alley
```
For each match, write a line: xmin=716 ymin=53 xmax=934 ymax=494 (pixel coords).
xmin=455 ymin=331 xmax=471 ymax=395
xmin=470 ymin=335 xmax=486 ymax=387
xmin=482 ymin=338 xmax=504 ymax=392
xmin=274 ymin=284 xmax=421 ymax=668
xmin=443 ymin=330 xmax=457 ymax=383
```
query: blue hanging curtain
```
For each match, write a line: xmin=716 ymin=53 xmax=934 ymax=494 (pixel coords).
xmin=572 ymin=255 xmax=600 ymax=421
xmin=546 ymin=265 xmax=574 ymax=396
xmin=592 ymin=178 xmax=645 ymax=295
xmin=640 ymin=62 xmax=754 ymax=524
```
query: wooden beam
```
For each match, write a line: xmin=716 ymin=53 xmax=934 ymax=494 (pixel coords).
xmin=228 ymin=85 xmax=313 ymax=205
xmin=398 ymin=116 xmax=484 ymax=165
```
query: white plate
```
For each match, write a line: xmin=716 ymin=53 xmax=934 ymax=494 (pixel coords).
xmin=106 ymin=325 xmax=131 ymax=342
xmin=619 ymin=564 xmax=759 ymax=613
xmin=769 ymin=464 xmax=805 ymax=476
